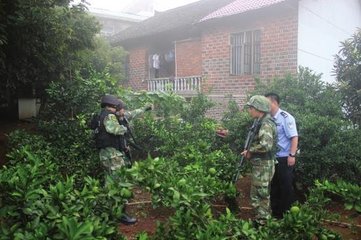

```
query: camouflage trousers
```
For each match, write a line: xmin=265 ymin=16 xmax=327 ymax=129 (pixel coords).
xmin=250 ymin=159 xmax=275 ymax=220
xmin=99 ymin=147 xmax=125 ymax=174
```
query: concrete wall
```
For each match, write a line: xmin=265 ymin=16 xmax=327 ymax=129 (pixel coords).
xmin=298 ymin=0 xmax=361 ymax=82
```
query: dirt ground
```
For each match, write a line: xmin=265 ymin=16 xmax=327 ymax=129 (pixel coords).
xmin=119 ymin=175 xmax=254 ymax=239
xmin=1 ymin=121 xmax=360 ymax=239
xmin=120 ymin=176 xmax=361 ymax=240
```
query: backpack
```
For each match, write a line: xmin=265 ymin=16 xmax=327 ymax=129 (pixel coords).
xmin=89 ymin=112 xmax=101 ymax=131
xmin=88 ymin=112 xmax=101 ymax=148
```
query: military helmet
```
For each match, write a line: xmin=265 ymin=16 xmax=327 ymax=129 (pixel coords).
xmin=116 ymin=100 xmax=126 ymax=110
xmin=245 ymin=95 xmax=271 ymax=113
xmin=100 ymin=95 xmax=121 ymax=108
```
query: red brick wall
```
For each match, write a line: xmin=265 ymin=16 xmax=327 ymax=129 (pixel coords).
xmin=124 ymin=7 xmax=298 ymax=119
xmin=127 ymin=47 xmax=148 ymax=90
xmin=175 ymin=39 xmax=202 ymax=77
xmin=202 ymin=9 xmax=298 ymax=119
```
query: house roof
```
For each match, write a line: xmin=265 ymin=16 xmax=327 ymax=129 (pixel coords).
xmin=111 ymin=0 xmax=292 ymax=45
xmin=200 ymin=0 xmax=288 ymax=21
xmin=111 ymin=0 xmax=235 ymax=45
xmin=90 ymin=9 xmax=147 ymax=22
xmin=122 ymin=0 xmax=155 ymax=17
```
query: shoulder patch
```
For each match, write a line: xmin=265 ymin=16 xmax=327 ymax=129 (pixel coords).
xmin=287 ymin=121 xmax=294 ymax=129
xmin=280 ymin=111 xmax=288 ymax=118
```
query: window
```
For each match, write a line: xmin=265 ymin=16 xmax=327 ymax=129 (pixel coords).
xmin=230 ymin=30 xmax=261 ymax=75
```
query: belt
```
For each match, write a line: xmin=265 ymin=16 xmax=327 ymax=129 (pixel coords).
xmin=251 ymin=152 xmax=271 ymax=160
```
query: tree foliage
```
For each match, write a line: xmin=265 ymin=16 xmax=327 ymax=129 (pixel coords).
xmin=0 ymin=0 xmax=99 ymax=111
xmin=334 ymin=28 xmax=361 ymax=126
xmin=76 ymin=37 xmax=128 ymax=82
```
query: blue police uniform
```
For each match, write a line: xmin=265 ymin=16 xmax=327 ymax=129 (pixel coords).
xmin=270 ymin=108 xmax=298 ymax=218
xmin=274 ymin=109 xmax=298 ymax=157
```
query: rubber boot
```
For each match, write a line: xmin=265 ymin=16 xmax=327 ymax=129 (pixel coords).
xmin=120 ymin=206 xmax=137 ymax=225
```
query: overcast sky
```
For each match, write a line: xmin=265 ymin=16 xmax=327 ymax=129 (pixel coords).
xmin=84 ymin=0 xmax=200 ymax=12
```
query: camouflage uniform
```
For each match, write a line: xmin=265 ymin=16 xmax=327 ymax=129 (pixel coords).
xmin=245 ymin=96 xmax=277 ymax=221
xmin=99 ymin=107 xmax=149 ymax=174
xmin=249 ymin=114 xmax=277 ymax=220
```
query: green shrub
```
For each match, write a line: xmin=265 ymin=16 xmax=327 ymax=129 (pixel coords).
xmin=261 ymin=204 xmax=341 ymax=240
xmin=0 ymin=148 xmax=129 ymax=239
xmin=315 ymin=180 xmax=361 ymax=213
xmin=124 ymin=156 xmax=230 ymax=209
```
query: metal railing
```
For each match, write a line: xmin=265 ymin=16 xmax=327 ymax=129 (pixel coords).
xmin=147 ymin=76 xmax=202 ymax=93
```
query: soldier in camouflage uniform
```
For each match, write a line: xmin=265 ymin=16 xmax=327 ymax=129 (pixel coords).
xmin=241 ymin=95 xmax=277 ymax=224
xmin=96 ymin=95 xmax=152 ymax=224
xmin=97 ymin=95 xmax=151 ymax=173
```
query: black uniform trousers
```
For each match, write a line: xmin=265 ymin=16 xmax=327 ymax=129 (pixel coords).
xmin=270 ymin=157 xmax=295 ymax=218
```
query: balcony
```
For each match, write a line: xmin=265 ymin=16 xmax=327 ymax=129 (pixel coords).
xmin=147 ymin=76 xmax=202 ymax=95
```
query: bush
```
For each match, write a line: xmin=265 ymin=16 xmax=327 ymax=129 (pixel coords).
xmin=0 ymin=147 xmax=129 ymax=239
xmin=334 ymin=29 xmax=361 ymax=126
xmin=315 ymin=180 xmax=361 ymax=213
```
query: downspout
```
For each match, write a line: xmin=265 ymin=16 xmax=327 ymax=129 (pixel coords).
xmin=174 ymin=41 xmax=177 ymax=81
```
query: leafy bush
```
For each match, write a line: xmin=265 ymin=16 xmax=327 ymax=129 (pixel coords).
xmin=261 ymin=205 xmax=341 ymax=240
xmin=124 ymin=155 xmax=233 ymax=209
xmin=42 ymin=70 xmax=122 ymax=120
xmin=0 ymin=147 xmax=129 ymax=239
xmin=315 ymin=180 xmax=361 ymax=213
xmin=151 ymin=204 xmax=340 ymax=240
xmin=220 ymin=100 xmax=252 ymax=153
xmin=37 ymin=118 xmax=102 ymax=182
xmin=334 ymin=29 xmax=361 ymax=126
xmin=6 ymin=130 xmax=53 ymax=165
xmin=153 ymin=207 xmax=259 ymax=240
xmin=32 ymin=70 xmax=124 ymax=181
xmin=124 ymin=91 xmax=186 ymax=118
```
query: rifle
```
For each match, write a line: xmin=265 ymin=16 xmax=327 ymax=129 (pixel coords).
xmin=118 ymin=117 xmax=143 ymax=167
xmin=233 ymin=118 xmax=261 ymax=183
xmin=122 ymin=117 xmax=142 ymax=149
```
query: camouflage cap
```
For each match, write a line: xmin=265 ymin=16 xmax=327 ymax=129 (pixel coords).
xmin=245 ymin=95 xmax=271 ymax=113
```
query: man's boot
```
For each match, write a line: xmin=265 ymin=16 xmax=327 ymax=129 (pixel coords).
xmin=120 ymin=213 xmax=137 ymax=225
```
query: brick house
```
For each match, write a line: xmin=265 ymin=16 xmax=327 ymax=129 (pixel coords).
xmin=111 ymin=0 xmax=361 ymax=118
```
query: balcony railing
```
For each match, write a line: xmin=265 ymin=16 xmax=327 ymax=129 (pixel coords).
xmin=148 ymin=76 xmax=202 ymax=94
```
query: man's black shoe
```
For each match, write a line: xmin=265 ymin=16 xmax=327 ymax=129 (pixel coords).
xmin=252 ymin=219 xmax=266 ymax=229
xmin=120 ymin=214 xmax=137 ymax=225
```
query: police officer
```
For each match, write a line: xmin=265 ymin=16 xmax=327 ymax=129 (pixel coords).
xmin=97 ymin=94 xmax=137 ymax=225
xmin=265 ymin=92 xmax=298 ymax=219
xmin=241 ymin=95 xmax=277 ymax=225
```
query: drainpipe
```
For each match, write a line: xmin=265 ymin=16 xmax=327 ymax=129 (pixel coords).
xmin=174 ymin=41 xmax=178 ymax=92
xmin=175 ymin=41 xmax=178 ymax=77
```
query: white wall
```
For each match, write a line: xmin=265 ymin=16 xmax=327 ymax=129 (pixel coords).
xmin=18 ymin=98 xmax=38 ymax=119
xmin=298 ymin=0 xmax=361 ymax=82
